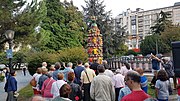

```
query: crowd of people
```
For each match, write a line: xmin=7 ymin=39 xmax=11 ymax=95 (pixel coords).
xmin=3 ymin=54 xmax=180 ymax=101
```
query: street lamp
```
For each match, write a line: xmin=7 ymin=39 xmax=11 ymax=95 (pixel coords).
xmin=5 ymin=30 xmax=14 ymax=73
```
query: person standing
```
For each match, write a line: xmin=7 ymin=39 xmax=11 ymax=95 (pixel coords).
xmin=52 ymin=84 xmax=72 ymax=101
xmin=155 ymin=70 xmax=170 ymax=101
xmin=150 ymin=54 xmax=162 ymax=88
xmin=161 ymin=57 xmax=175 ymax=94
xmin=81 ymin=63 xmax=96 ymax=101
xmin=103 ymin=60 xmax=114 ymax=79
xmin=90 ymin=58 xmax=99 ymax=75
xmin=121 ymin=71 xmax=150 ymax=101
xmin=67 ymin=72 xmax=82 ymax=101
xmin=38 ymin=68 xmax=48 ymax=90
xmin=32 ymin=68 xmax=42 ymax=95
xmin=120 ymin=62 xmax=132 ymax=76
xmin=135 ymin=67 xmax=148 ymax=93
xmin=41 ymin=73 xmax=56 ymax=101
xmin=42 ymin=62 xmax=47 ymax=69
xmin=112 ymin=69 xmax=125 ymax=101
xmin=51 ymin=73 xmax=67 ymax=98
xmin=6 ymin=71 xmax=17 ymax=101
xmin=90 ymin=65 xmax=115 ymax=101
xmin=22 ymin=66 xmax=27 ymax=76
xmin=52 ymin=62 xmax=62 ymax=81
xmin=118 ymin=86 xmax=131 ymax=101
xmin=74 ymin=60 xmax=84 ymax=85
xmin=63 ymin=62 xmax=74 ymax=82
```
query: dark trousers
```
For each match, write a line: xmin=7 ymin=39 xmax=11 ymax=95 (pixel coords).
xmin=6 ymin=91 xmax=17 ymax=101
xmin=83 ymin=83 xmax=91 ymax=101
xmin=115 ymin=87 xmax=122 ymax=101
xmin=23 ymin=68 xmax=26 ymax=76
xmin=151 ymin=76 xmax=157 ymax=85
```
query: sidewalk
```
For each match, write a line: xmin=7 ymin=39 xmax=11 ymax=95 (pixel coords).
xmin=0 ymin=70 xmax=32 ymax=101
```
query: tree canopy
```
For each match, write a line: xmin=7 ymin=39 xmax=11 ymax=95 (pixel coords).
xmin=35 ymin=0 xmax=87 ymax=51
xmin=0 ymin=0 xmax=46 ymax=50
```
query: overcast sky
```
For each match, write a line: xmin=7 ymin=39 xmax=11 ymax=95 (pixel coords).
xmin=27 ymin=0 xmax=180 ymax=17
xmin=72 ymin=0 xmax=179 ymax=17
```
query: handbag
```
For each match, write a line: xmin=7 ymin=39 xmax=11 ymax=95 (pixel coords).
xmin=30 ymin=76 xmax=37 ymax=87
xmin=14 ymin=92 xmax=19 ymax=98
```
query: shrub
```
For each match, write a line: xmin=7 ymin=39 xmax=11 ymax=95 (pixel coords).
xmin=58 ymin=47 xmax=88 ymax=67
xmin=26 ymin=51 xmax=59 ymax=75
xmin=0 ymin=75 xmax=5 ymax=82
xmin=26 ymin=47 xmax=88 ymax=75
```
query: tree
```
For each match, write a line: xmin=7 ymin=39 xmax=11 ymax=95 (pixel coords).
xmin=82 ymin=0 xmax=114 ymax=58
xmin=111 ymin=25 xmax=126 ymax=56
xmin=140 ymin=34 xmax=169 ymax=55
xmin=161 ymin=26 xmax=180 ymax=49
xmin=38 ymin=0 xmax=87 ymax=51
xmin=0 ymin=0 xmax=46 ymax=50
xmin=151 ymin=11 xmax=172 ymax=35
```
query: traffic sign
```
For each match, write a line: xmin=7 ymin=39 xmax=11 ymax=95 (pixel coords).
xmin=6 ymin=49 xmax=13 ymax=58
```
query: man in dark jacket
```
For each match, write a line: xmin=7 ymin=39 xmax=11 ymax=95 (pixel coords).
xmin=162 ymin=57 xmax=175 ymax=94
xmin=90 ymin=58 xmax=99 ymax=75
xmin=74 ymin=60 xmax=84 ymax=85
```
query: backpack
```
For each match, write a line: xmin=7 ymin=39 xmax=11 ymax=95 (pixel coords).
xmin=30 ymin=77 xmax=37 ymax=87
xmin=4 ymin=76 xmax=10 ymax=92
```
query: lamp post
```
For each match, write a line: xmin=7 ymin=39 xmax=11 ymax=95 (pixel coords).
xmin=5 ymin=30 xmax=14 ymax=73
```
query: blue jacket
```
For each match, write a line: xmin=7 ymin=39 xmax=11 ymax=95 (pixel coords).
xmin=74 ymin=66 xmax=84 ymax=85
xmin=7 ymin=76 xmax=17 ymax=92
xmin=152 ymin=59 xmax=160 ymax=70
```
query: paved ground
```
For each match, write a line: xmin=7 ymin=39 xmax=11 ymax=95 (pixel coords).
xmin=0 ymin=70 xmax=32 ymax=101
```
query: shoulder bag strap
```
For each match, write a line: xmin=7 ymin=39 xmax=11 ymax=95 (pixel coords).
xmin=44 ymin=79 xmax=52 ymax=89
xmin=84 ymin=69 xmax=90 ymax=83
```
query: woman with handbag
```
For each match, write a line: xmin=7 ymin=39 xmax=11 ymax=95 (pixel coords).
xmin=41 ymin=73 xmax=56 ymax=101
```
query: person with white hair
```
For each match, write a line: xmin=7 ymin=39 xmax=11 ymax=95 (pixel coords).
xmin=81 ymin=62 xmax=96 ymax=101
xmin=161 ymin=56 xmax=175 ymax=94
xmin=63 ymin=62 xmax=74 ymax=81
xmin=42 ymin=62 xmax=47 ymax=69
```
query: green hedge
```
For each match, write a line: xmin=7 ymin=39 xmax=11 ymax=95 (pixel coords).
xmin=26 ymin=47 xmax=88 ymax=75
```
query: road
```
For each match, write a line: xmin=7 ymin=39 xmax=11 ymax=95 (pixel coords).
xmin=0 ymin=70 xmax=32 ymax=101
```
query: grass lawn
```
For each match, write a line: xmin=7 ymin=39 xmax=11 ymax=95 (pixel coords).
xmin=17 ymin=84 xmax=33 ymax=101
xmin=148 ymin=84 xmax=155 ymax=97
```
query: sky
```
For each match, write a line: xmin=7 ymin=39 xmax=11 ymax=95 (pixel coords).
xmin=27 ymin=0 xmax=180 ymax=17
xmin=71 ymin=0 xmax=180 ymax=17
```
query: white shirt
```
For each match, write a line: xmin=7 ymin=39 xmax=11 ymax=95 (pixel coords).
xmin=112 ymin=73 xmax=125 ymax=88
xmin=120 ymin=66 xmax=132 ymax=76
xmin=32 ymin=73 xmax=42 ymax=90
xmin=51 ymin=80 xmax=67 ymax=98
xmin=104 ymin=69 xmax=114 ymax=78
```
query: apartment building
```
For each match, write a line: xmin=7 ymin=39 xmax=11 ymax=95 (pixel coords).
xmin=114 ymin=2 xmax=180 ymax=50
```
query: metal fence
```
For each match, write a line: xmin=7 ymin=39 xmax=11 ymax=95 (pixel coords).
xmin=107 ymin=56 xmax=152 ymax=72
